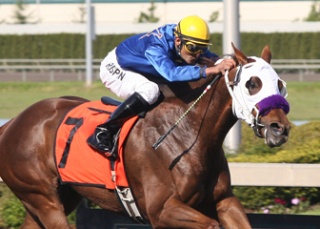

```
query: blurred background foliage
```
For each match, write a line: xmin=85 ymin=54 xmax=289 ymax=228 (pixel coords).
xmin=0 ymin=32 xmax=320 ymax=59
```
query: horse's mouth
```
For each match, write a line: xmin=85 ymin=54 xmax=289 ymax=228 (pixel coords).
xmin=259 ymin=122 xmax=291 ymax=148
xmin=265 ymin=132 xmax=289 ymax=148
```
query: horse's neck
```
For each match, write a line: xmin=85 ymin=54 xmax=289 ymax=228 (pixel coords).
xmin=159 ymin=76 xmax=232 ymax=104
xmin=159 ymin=79 xmax=213 ymax=104
xmin=158 ymin=78 xmax=236 ymax=143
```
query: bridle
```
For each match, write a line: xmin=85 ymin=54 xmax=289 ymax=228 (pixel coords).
xmin=153 ymin=56 xmax=289 ymax=149
xmin=225 ymin=66 xmax=265 ymax=137
xmin=224 ymin=57 xmax=289 ymax=133
xmin=224 ymin=65 xmax=260 ymax=128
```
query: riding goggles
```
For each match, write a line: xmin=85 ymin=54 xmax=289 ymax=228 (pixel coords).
xmin=182 ymin=40 xmax=209 ymax=54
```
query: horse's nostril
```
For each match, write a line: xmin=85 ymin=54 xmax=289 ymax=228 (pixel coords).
xmin=270 ymin=122 xmax=285 ymax=136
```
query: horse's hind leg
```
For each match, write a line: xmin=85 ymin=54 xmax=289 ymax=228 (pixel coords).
xmin=20 ymin=211 xmax=43 ymax=229
xmin=153 ymin=198 xmax=220 ymax=229
xmin=18 ymin=193 xmax=71 ymax=229
xmin=17 ymin=186 xmax=81 ymax=229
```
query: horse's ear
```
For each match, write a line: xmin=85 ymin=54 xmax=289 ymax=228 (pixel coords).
xmin=231 ymin=42 xmax=248 ymax=65
xmin=261 ymin=45 xmax=272 ymax=63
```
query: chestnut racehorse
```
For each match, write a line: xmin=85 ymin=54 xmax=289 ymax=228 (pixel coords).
xmin=0 ymin=44 xmax=290 ymax=229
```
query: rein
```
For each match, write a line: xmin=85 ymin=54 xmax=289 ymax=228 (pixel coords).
xmin=152 ymin=74 xmax=222 ymax=150
xmin=153 ymin=58 xmax=289 ymax=149
xmin=224 ymin=67 xmax=262 ymax=128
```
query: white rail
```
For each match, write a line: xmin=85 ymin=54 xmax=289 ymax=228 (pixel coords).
xmin=229 ymin=163 xmax=320 ymax=187
xmin=1 ymin=163 xmax=320 ymax=187
xmin=0 ymin=59 xmax=101 ymax=71
xmin=0 ymin=59 xmax=318 ymax=82
xmin=271 ymin=59 xmax=320 ymax=70
xmin=0 ymin=59 xmax=319 ymax=71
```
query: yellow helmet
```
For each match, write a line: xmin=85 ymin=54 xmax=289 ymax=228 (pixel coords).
xmin=175 ymin=15 xmax=212 ymax=46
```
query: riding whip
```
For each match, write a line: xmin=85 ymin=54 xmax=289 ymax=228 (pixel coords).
xmin=152 ymin=74 xmax=221 ymax=150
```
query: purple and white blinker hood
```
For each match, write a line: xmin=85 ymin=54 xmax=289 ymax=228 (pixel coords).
xmin=224 ymin=57 xmax=290 ymax=127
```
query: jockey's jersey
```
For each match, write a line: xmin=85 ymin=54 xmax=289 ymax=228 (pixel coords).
xmin=116 ymin=24 xmax=219 ymax=82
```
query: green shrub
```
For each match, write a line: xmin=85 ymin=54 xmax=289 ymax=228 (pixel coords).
xmin=0 ymin=186 xmax=25 ymax=229
xmin=228 ymin=121 xmax=320 ymax=163
xmin=0 ymin=184 xmax=76 ymax=229
xmin=229 ymin=121 xmax=320 ymax=213
xmin=1 ymin=197 xmax=25 ymax=228
xmin=233 ymin=186 xmax=320 ymax=213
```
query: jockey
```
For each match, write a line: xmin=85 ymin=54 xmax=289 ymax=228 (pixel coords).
xmin=87 ymin=15 xmax=236 ymax=153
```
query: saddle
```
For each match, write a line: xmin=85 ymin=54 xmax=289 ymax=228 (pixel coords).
xmin=54 ymin=97 xmax=139 ymax=189
xmin=54 ymin=97 xmax=145 ymax=222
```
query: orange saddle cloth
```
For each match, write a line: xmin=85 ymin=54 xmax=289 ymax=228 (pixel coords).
xmin=54 ymin=100 xmax=138 ymax=189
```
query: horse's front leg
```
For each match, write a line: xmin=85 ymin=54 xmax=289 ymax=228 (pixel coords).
xmin=216 ymin=195 xmax=252 ymax=229
xmin=210 ymin=150 xmax=252 ymax=229
xmin=151 ymin=197 xmax=221 ymax=229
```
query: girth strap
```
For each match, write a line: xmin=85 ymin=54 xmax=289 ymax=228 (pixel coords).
xmin=115 ymin=186 xmax=146 ymax=224
xmin=58 ymin=117 xmax=84 ymax=168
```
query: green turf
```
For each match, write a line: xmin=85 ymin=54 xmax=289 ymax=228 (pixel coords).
xmin=0 ymin=81 xmax=319 ymax=121
xmin=0 ymin=81 xmax=116 ymax=119
xmin=285 ymin=82 xmax=320 ymax=121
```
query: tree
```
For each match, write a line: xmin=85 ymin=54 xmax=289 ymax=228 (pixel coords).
xmin=12 ymin=0 xmax=36 ymax=24
xmin=304 ymin=0 xmax=320 ymax=21
xmin=0 ymin=5 xmax=5 ymax=24
xmin=137 ymin=0 xmax=159 ymax=23
xmin=73 ymin=0 xmax=86 ymax=23
xmin=209 ymin=11 xmax=219 ymax=22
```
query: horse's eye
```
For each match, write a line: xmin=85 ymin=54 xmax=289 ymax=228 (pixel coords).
xmin=246 ymin=79 xmax=258 ymax=90
xmin=246 ymin=80 xmax=256 ymax=89
xmin=245 ymin=77 xmax=262 ymax=95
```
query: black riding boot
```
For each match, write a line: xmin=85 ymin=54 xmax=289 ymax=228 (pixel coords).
xmin=87 ymin=92 xmax=149 ymax=153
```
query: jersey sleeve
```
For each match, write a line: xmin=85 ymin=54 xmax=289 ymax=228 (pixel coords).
xmin=144 ymin=45 xmax=204 ymax=82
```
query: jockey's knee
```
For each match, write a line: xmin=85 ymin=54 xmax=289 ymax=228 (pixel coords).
xmin=136 ymin=82 xmax=160 ymax=105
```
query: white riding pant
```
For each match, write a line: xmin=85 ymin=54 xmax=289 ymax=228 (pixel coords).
xmin=100 ymin=48 xmax=160 ymax=105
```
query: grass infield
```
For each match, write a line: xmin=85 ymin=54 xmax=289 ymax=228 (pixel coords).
xmin=0 ymin=81 xmax=319 ymax=121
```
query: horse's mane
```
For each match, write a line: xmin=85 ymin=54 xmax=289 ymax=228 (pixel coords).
xmin=157 ymin=74 xmax=222 ymax=105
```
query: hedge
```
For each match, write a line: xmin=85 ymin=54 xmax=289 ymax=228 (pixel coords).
xmin=228 ymin=121 xmax=320 ymax=213
xmin=0 ymin=32 xmax=320 ymax=59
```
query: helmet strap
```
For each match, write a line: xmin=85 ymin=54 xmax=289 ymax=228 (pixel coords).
xmin=174 ymin=36 xmax=183 ymax=57
xmin=177 ymin=43 xmax=182 ymax=54
xmin=175 ymin=46 xmax=188 ymax=64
